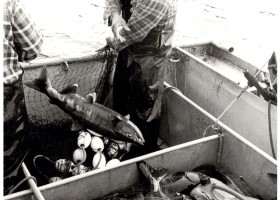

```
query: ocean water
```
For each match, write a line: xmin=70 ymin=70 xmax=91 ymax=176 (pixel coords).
xmin=22 ymin=0 xmax=279 ymax=67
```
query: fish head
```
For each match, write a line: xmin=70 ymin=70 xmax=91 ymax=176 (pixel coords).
xmin=113 ymin=116 xmax=145 ymax=146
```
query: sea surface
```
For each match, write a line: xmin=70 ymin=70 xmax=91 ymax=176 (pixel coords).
xmin=22 ymin=0 xmax=280 ymax=69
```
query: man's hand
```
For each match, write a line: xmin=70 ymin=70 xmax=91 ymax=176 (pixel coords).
xmin=106 ymin=36 xmax=116 ymax=49
xmin=147 ymin=101 xmax=161 ymax=122
xmin=111 ymin=13 xmax=130 ymax=43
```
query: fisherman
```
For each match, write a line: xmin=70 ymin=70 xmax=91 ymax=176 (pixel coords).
xmin=3 ymin=0 xmax=43 ymax=193
xmin=104 ymin=0 xmax=177 ymax=155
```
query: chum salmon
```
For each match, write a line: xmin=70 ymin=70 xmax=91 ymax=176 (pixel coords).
xmin=24 ymin=66 xmax=145 ymax=145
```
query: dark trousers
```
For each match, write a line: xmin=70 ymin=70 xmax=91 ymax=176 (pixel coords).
xmin=4 ymin=75 xmax=29 ymax=194
xmin=112 ymin=49 xmax=160 ymax=155
xmin=112 ymin=49 xmax=130 ymax=116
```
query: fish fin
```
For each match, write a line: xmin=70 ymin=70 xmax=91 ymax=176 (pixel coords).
xmin=84 ymin=93 xmax=96 ymax=104
xmin=91 ymin=92 xmax=97 ymax=102
xmin=24 ymin=65 xmax=52 ymax=93
xmin=124 ymin=114 xmax=130 ymax=120
xmin=71 ymin=120 xmax=83 ymax=131
xmin=59 ymin=84 xmax=78 ymax=94
xmin=116 ymin=115 xmax=123 ymax=121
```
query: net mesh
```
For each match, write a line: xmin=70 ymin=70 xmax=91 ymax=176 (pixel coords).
xmin=23 ymin=48 xmax=116 ymax=128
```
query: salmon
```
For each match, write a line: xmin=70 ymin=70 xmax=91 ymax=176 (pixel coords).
xmin=24 ymin=66 xmax=145 ymax=145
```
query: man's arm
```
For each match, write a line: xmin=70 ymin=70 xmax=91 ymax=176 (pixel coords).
xmin=104 ymin=0 xmax=122 ymax=23
xmin=104 ymin=0 xmax=130 ymax=42
xmin=12 ymin=0 xmax=43 ymax=62
xmin=109 ymin=0 xmax=169 ymax=51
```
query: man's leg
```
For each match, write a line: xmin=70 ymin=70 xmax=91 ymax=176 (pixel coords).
xmin=4 ymin=74 xmax=29 ymax=194
xmin=112 ymin=48 xmax=130 ymax=115
xmin=124 ymin=58 xmax=162 ymax=157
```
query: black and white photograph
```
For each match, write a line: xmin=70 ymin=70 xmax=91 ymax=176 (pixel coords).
xmin=2 ymin=0 xmax=278 ymax=199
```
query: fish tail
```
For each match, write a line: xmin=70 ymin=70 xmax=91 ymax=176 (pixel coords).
xmin=24 ymin=66 xmax=52 ymax=94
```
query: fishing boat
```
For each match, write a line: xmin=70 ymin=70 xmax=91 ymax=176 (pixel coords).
xmin=165 ymin=42 xmax=277 ymax=157
xmin=3 ymin=43 xmax=277 ymax=199
xmin=4 ymin=85 xmax=276 ymax=200
xmin=20 ymin=42 xmax=277 ymax=156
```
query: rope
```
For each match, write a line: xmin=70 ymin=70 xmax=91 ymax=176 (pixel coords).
xmin=202 ymin=125 xmax=213 ymax=137
xmin=8 ymin=176 xmax=37 ymax=194
xmin=33 ymin=155 xmax=55 ymax=180
xmin=203 ymin=124 xmax=222 ymax=137
xmin=268 ymin=100 xmax=276 ymax=159
xmin=214 ymin=86 xmax=249 ymax=125
xmin=93 ymin=150 xmax=103 ymax=169
xmin=214 ymin=58 xmax=269 ymax=125
xmin=254 ymin=59 xmax=269 ymax=79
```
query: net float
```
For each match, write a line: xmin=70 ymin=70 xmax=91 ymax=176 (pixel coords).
xmin=91 ymin=136 xmax=104 ymax=152
xmin=92 ymin=151 xmax=106 ymax=169
xmin=77 ymin=130 xmax=92 ymax=148
xmin=73 ymin=148 xmax=87 ymax=165
xmin=106 ymin=159 xmax=120 ymax=168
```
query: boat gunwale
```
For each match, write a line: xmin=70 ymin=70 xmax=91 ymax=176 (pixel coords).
xmin=4 ymin=135 xmax=219 ymax=200
xmin=21 ymin=51 xmax=113 ymax=70
xmin=174 ymin=41 xmax=262 ymax=74
xmin=174 ymin=45 xmax=244 ymax=82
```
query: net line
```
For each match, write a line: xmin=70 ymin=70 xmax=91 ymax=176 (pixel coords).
xmin=23 ymin=49 xmax=116 ymax=128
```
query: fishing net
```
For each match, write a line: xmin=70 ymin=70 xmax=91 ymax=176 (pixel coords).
xmin=23 ymin=48 xmax=116 ymax=128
